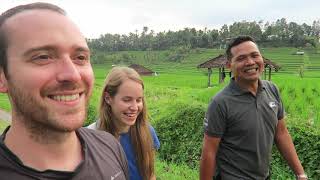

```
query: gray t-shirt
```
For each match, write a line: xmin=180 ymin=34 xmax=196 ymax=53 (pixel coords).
xmin=204 ymin=79 xmax=284 ymax=180
xmin=0 ymin=127 xmax=129 ymax=180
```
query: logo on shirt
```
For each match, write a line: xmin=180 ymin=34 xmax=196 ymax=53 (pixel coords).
xmin=111 ymin=171 xmax=122 ymax=180
xmin=204 ymin=117 xmax=208 ymax=127
xmin=269 ymin=102 xmax=277 ymax=108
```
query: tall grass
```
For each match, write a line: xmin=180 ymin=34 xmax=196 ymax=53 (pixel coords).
xmin=273 ymin=75 xmax=320 ymax=126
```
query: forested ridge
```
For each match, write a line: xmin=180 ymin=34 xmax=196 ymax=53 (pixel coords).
xmin=87 ymin=18 xmax=320 ymax=51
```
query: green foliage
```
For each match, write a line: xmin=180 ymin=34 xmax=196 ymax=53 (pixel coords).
xmin=274 ymin=77 xmax=320 ymax=126
xmin=91 ymin=54 xmax=107 ymax=64
xmin=84 ymin=103 xmax=98 ymax=127
xmin=167 ymin=46 xmax=191 ymax=62
xmin=88 ymin=19 xmax=320 ymax=52
xmin=90 ymin=51 xmax=136 ymax=65
xmin=271 ymin=124 xmax=320 ymax=179
xmin=155 ymin=158 xmax=198 ymax=180
xmin=154 ymin=100 xmax=206 ymax=168
xmin=0 ymin=95 xmax=10 ymax=111
xmin=154 ymin=98 xmax=320 ymax=179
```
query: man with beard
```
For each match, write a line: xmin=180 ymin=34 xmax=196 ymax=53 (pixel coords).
xmin=0 ymin=2 xmax=128 ymax=179
xmin=200 ymin=36 xmax=307 ymax=180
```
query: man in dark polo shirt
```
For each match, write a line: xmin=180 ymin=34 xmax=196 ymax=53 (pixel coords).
xmin=0 ymin=3 xmax=128 ymax=179
xmin=200 ymin=36 xmax=307 ymax=180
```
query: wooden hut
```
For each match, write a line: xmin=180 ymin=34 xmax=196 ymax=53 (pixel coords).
xmin=197 ymin=54 xmax=228 ymax=87
xmin=263 ymin=58 xmax=281 ymax=81
xmin=197 ymin=54 xmax=280 ymax=87
xmin=129 ymin=64 xmax=154 ymax=76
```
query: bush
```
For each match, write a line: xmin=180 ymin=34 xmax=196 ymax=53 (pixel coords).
xmin=84 ymin=104 xmax=97 ymax=127
xmin=91 ymin=54 xmax=107 ymax=64
xmin=111 ymin=53 xmax=134 ymax=65
xmin=154 ymin=100 xmax=206 ymax=168
xmin=271 ymin=124 xmax=320 ymax=179
xmin=155 ymin=158 xmax=199 ymax=180
xmin=166 ymin=46 xmax=191 ymax=62
xmin=154 ymin=101 xmax=320 ymax=179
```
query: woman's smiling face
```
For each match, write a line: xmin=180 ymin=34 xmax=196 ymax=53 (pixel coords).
xmin=107 ymin=79 xmax=144 ymax=133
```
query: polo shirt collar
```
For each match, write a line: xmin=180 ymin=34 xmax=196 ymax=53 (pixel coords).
xmin=228 ymin=78 xmax=266 ymax=96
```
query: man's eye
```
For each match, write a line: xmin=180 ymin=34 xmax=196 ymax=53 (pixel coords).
xmin=74 ymin=53 xmax=89 ymax=61
xmin=252 ymin=54 xmax=260 ymax=58
xmin=30 ymin=54 xmax=53 ymax=65
xmin=32 ymin=54 xmax=50 ymax=60
xmin=77 ymin=55 xmax=87 ymax=60
xmin=236 ymin=56 xmax=246 ymax=62
xmin=73 ymin=54 xmax=89 ymax=64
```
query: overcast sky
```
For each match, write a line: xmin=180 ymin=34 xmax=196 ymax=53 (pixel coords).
xmin=1 ymin=0 xmax=320 ymax=38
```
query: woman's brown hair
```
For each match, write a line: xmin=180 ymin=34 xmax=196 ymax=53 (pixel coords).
xmin=98 ymin=66 xmax=154 ymax=180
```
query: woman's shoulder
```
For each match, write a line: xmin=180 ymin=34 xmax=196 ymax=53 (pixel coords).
xmin=148 ymin=124 xmax=160 ymax=150
xmin=148 ymin=124 xmax=156 ymax=134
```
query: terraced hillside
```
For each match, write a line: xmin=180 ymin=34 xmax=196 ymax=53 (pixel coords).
xmin=93 ymin=47 xmax=320 ymax=77
xmin=261 ymin=47 xmax=320 ymax=76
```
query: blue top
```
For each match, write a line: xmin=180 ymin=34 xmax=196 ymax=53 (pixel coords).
xmin=120 ymin=125 xmax=160 ymax=180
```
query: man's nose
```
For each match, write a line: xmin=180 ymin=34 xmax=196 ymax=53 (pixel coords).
xmin=245 ymin=57 xmax=255 ymax=65
xmin=56 ymin=56 xmax=81 ymax=83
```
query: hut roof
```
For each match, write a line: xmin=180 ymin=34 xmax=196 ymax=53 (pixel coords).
xmin=263 ymin=58 xmax=281 ymax=72
xmin=129 ymin=64 xmax=154 ymax=74
xmin=197 ymin=54 xmax=281 ymax=71
xmin=197 ymin=54 xmax=227 ymax=68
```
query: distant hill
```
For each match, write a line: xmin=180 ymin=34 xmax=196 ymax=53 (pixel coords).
xmin=91 ymin=47 xmax=320 ymax=77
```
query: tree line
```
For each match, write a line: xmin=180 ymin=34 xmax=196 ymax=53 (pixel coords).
xmin=87 ymin=18 xmax=320 ymax=52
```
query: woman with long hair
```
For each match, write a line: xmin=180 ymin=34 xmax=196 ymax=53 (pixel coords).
xmin=88 ymin=66 xmax=160 ymax=180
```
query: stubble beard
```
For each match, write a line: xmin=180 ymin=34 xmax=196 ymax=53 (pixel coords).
xmin=8 ymin=82 xmax=89 ymax=144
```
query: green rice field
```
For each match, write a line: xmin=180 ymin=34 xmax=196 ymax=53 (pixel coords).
xmin=0 ymin=47 xmax=320 ymax=179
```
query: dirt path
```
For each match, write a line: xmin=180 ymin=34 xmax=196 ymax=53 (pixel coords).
xmin=0 ymin=109 xmax=11 ymax=122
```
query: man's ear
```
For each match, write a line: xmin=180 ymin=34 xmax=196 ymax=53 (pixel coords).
xmin=226 ymin=61 xmax=231 ymax=69
xmin=0 ymin=69 xmax=8 ymax=93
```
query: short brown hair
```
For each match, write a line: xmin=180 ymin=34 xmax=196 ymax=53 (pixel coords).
xmin=0 ymin=2 xmax=65 ymax=77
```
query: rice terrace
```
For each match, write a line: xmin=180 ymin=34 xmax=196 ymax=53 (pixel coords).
xmin=1 ymin=46 xmax=320 ymax=179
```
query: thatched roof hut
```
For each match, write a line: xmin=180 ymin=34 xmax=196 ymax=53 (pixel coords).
xmin=197 ymin=54 xmax=227 ymax=69
xmin=129 ymin=64 xmax=154 ymax=76
xmin=263 ymin=58 xmax=281 ymax=72
xmin=197 ymin=54 xmax=281 ymax=87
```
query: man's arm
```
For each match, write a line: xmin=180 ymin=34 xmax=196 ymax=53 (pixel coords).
xmin=275 ymin=119 xmax=307 ymax=179
xmin=200 ymin=134 xmax=221 ymax=180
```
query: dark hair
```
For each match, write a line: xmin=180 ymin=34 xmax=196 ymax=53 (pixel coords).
xmin=0 ymin=2 xmax=66 ymax=77
xmin=226 ymin=35 xmax=257 ymax=61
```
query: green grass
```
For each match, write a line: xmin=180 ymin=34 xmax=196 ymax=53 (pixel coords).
xmin=0 ymin=95 xmax=10 ymax=111
xmin=155 ymin=158 xmax=198 ymax=180
xmin=155 ymin=158 xmax=295 ymax=180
